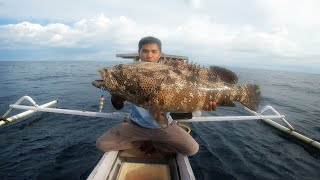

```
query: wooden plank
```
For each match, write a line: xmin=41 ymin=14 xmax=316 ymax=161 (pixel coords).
xmin=116 ymin=53 xmax=189 ymax=60
xmin=117 ymin=162 xmax=170 ymax=180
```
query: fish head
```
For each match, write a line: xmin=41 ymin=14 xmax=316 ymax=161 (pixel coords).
xmin=92 ymin=79 xmax=105 ymax=89
xmin=93 ymin=62 xmax=167 ymax=108
xmin=99 ymin=67 xmax=120 ymax=92
xmin=92 ymin=67 xmax=120 ymax=91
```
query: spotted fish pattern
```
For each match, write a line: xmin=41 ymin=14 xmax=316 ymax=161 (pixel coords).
xmin=92 ymin=61 xmax=260 ymax=128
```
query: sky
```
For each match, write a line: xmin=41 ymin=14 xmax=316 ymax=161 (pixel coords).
xmin=0 ymin=0 xmax=320 ymax=73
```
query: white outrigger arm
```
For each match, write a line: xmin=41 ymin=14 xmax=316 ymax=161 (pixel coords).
xmin=1 ymin=96 xmax=320 ymax=149
xmin=0 ymin=96 xmax=127 ymax=127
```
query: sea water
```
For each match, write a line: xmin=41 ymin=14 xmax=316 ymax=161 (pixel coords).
xmin=0 ymin=61 xmax=319 ymax=179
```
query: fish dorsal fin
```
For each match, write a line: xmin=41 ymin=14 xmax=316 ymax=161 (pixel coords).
xmin=187 ymin=63 xmax=238 ymax=84
xmin=161 ymin=60 xmax=238 ymax=84
xmin=161 ymin=59 xmax=205 ymax=73
xmin=209 ymin=66 xmax=238 ymax=84
xmin=161 ymin=59 xmax=188 ymax=69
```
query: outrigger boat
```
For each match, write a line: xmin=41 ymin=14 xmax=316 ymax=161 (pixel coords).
xmin=1 ymin=54 xmax=319 ymax=180
xmin=87 ymin=149 xmax=195 ymax=180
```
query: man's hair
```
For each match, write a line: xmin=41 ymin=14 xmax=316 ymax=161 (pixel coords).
xmin=138 ymin=36 xmax=162 ymax=52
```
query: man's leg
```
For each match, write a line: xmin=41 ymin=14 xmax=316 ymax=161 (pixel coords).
xmin=151 ymin=123 xmax=199 ymax=156
xmin=96 ymin=121 xmax=147 ymax=152
xmin=96 ymin=121 xmax=199 ymax=156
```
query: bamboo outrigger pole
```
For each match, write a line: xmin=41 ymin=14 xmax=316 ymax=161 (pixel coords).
xmin=244 ymin=106 xmax=320 ymax=149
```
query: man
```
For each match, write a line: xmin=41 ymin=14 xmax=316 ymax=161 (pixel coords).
xmin=96 ymin=36 xmax=216 ymax=156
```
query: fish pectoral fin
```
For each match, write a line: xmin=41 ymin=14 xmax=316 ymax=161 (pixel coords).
xmin=149 ymin=98 xmax=169 ymax=128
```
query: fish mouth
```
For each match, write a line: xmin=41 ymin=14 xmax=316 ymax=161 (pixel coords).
xmin=92 ymin=80 xmax=105 ymax=88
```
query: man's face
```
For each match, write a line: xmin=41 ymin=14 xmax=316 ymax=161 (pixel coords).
xmin=139 ymin=43 xmax=161 ymax=63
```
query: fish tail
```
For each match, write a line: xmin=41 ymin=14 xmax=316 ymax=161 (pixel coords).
xmin=232 ymin=84 xmax=261 ymax=111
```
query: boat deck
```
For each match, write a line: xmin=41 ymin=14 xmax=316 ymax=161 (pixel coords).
xmin=87 ymin=149 xmax=195 ymax=180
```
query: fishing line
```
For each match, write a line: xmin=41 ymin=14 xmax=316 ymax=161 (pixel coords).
xmin=177 ymin=122 xmax=191 ymax=134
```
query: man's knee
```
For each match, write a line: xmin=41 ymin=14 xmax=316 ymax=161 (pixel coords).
xmin=182 ymin=142 xmax=199 ymax=156
xmin=96 ymin=137 xmax=113 ymax=152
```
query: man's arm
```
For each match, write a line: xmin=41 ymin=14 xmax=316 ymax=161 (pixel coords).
xmin=171 ymin=101 xmax=217 ymax=120
xmin=170 ymin=113 xmax=193 ymax=120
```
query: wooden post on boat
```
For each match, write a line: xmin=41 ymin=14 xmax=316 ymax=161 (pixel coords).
xmin=116 ymin=53 xmax=189 ymax=62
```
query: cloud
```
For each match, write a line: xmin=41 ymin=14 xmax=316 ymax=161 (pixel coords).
xmin=0 ymin=13 xmax=319 ymax=72
xmin=0 ymin=15 xmax=130 ymax=49
xmin=0 ymin=14 xmax=298 ymax=54
xmin=0 ymin=0 xmax=319 ymax=73
xmin=257 ymin=0 xmax=320 ymax=28
xmin=167 ymin=16 xmax=299 ymax=58
xmin=184 ymin=0 xmax=201 ymax=8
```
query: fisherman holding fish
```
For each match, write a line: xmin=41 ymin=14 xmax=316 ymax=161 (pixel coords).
xmin=95 ymin=36 xmax=217 ymax=155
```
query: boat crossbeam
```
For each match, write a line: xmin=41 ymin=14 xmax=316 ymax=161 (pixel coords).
xmin=8 ymin=104 xmax=129 ymax=119
xmin=0 ymin=96 xmax=131 ymax=127
xmin=0 ymin=96 xmax=58 ymax=127
xmin=2 ymin=96 xmax=287 ymax=126
xmin=177 ymin=105 xmax=286 ymax=123
xmin=259 ymin=105 xmax=294 ymax=130
xmin=1 ymin=96 xmax=319 ymax=150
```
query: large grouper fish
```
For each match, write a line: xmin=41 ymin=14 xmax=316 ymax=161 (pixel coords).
xmin=92 ymin=60 xmax=260 ymax=128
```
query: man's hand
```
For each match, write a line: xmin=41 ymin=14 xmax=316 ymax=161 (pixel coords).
xmin=202 ymin=101 xmax=217 ymax=111
xmin=111 ymin=95 xmax=125 ymax=110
